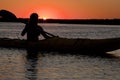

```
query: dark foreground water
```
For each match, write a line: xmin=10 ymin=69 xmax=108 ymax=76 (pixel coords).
xmin=0 ymin=22 xmax=120 ymax=80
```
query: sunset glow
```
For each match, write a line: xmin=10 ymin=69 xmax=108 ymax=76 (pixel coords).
xmin=43 ymin=17 xmax=47 ymax=20
xmin=36 ymin=5 xmax=69 ymax=19
xmin=37 ymin=8 xmax=60 ymax=19
xmin=0 ymin=0 xmax=120 ymax=19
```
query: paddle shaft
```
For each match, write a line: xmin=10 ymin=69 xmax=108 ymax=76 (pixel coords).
xmin=45 ymin=31 xmax=56 ymax=37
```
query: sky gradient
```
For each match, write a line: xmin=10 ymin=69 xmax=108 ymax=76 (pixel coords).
xmin=0 ymin=0 xmax=120 ymax=19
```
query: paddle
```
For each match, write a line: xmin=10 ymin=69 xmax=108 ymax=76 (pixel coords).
xmin=44 ymin=31 xmax=58 ymax=37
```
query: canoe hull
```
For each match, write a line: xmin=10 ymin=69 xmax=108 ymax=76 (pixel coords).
xmin=0 ymin=37 xmax=120 ymax=53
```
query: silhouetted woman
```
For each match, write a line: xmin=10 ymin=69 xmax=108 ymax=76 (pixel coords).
xmin=21 ymin=13 xmax=55 ymax=41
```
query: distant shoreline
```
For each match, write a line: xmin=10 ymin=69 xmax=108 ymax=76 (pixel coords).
xmin=0 ymin=18 xmax=120 ymax=25
xmin=1 ymin=10 xmax=119 ymax=25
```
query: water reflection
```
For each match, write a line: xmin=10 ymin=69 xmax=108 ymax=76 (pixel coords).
xmin=0 ymin=48 xmax=119 ymax=80
xmin=25 ymin=48 xmax=39 ymax=80
xmin=23 ymin=48 xmax=120 ymax=80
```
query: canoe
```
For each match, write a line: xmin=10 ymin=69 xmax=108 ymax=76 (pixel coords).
xmin=0 ymin=37 xmax=120 ymax=53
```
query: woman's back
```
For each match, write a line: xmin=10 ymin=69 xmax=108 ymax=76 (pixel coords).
xmin=26 ymin=24 xmax=41 ymax=41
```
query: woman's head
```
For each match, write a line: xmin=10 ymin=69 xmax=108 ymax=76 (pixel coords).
xmin=29 ymin=13 xmax=39 ymax=25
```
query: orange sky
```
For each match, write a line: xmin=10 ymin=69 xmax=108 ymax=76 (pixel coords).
xmin=0 ymin=0 xmax=120 ymax=19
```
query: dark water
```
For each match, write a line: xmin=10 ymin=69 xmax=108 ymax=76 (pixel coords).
xmin=0 ymin=22 xmax=120 ymax=80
